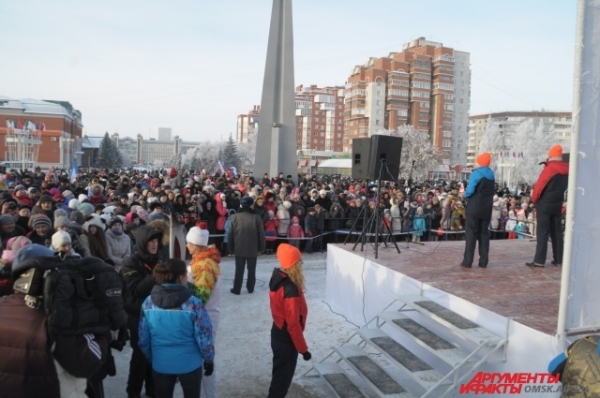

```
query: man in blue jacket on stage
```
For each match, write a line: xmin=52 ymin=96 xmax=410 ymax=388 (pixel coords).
xmin=461 ymin=152 xmax=495 ymax=268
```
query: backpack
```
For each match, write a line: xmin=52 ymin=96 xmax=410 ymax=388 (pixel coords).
xmin=43 ymin=256 xmax=127 ymax=335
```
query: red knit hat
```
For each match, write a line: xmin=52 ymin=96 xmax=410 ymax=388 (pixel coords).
xmin=476 ymin=152 xmax=491 ymax=167
xmin=548 ymin=144 xmax=562 ymax=158
xmin=277 ymin=243 xmax=302 ymax=270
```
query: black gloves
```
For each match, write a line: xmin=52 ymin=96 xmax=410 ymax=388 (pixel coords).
xmin=302 ymin=351 xmax=312 ymax=361
xmin=204 ymin=362 xmax=214 ymax=376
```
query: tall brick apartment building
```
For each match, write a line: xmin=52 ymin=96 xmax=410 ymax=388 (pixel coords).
xmin=236 ymin=84 xmax=345 ymax=152
xmin=0 ymin=97 xmax=83 ymax=170
xmin=343 ymin=37 xmax=471 ymax=166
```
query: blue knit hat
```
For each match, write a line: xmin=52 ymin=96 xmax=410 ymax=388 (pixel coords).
xmin=12 ymin=244 xmax=54 ymax=277
xmin=77 ymin=202 xmax=94 ymax=217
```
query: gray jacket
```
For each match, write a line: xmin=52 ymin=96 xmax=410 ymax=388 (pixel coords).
xmin=228 ymin=208 xmax=265 ymax=257
xmin=105 ymin=229 xmax=132 ymax=272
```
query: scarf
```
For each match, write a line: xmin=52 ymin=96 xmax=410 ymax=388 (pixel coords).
xmin=189 ymin=245 xmax=221 ymax=303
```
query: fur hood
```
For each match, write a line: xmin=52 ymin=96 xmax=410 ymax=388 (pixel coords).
xmin=82 ymin=214 xmax=106 ymax=233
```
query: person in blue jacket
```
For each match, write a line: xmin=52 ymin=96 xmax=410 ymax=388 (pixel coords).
xmin=138 ymin=259 xmax=214 ymax=398
xmin=461 ymin=152 xmax=495 ymax=268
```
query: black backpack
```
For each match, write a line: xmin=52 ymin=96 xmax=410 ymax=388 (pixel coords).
xmin=42 ymin=255 xmax=127 ymax=335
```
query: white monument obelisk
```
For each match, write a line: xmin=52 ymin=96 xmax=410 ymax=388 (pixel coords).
xmin=254 ymin=0 xmax=297 ymax=179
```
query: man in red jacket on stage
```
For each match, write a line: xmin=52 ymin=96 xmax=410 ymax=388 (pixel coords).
xmin=527 ymin=144 xmax=569 ymax=268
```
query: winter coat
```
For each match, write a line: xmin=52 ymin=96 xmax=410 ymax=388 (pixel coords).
xmin=305 ymin=214 xmax=317 ymax=236
xmin=105 ymin=229 xmax=132 ymax=272
xmin=0 ymin=294 xmax=61 ymax=398
xmin=215 ymin=198 xmax=228 ymax=231
xmin=254 ymin=203 xmax=270 ymax=225
xmin=276 ymin=205 xmax=291 ymax=236
xmin=287 ymin=218 xmax=305 ymax=239
xmin=121 ymin=226 xmax=163 ymax=317
xmin=269 ymin=268 xmax=308 ymax=354
xmin=138 ymin=283 xmax=214 ymax=375
xmin=532 ymin=160 xmax=569 ymax=214
xmin=490 ymin=204 xmax=501 ymax=230
xmin=465 ymin=166 xmax=495 ymax=220
xmin=264 ymin=217 xmax=279 ymax=242
xmin=187 ymin=245 xmax=221 ymax=332
xmin=223 ymin=209 xmax=236 ymax=243
xmin=315 ymin=196 xmax=332 ymax=212
xmin=89 ymin=193 xmax=105 ymax=207
xmin=328 ymin=206 xmax=344 ymax=231
xmin=227 ymin=207 xmax=266 ymax=257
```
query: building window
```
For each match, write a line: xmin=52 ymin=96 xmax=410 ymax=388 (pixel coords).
xmin=375 ymin=120 xmax=380 ymax=125
xmin=51 ymin=137 xmax=57 ymax=142
xmin=376 ymin=90 xmax=381 ymax=96
xmin=376 ymin=100 xmax=381 ymax=106
xmin=442 ymin=140 xmax=451 ymax=147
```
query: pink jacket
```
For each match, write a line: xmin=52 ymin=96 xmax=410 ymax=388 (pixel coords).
xmin=287 ymin=218 xmax=304 ymax=239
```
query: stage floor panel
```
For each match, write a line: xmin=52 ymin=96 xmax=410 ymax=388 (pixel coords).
xmin=332 ymin=239 xmax=561 ymax=335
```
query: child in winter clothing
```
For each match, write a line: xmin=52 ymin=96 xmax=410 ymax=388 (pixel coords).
xmin=304 ymin=208 xmax=317 ymax=254
xmin=264 ymin=210 xmax=279 ymax=254
xmin=411 ymin=207 xmax=426 ymax=242
xmin=506 ymin=210 xmax=517 ymax=239
xmin=515 ymin=214 xmax=526 ymax=239
xmin=223 ymin=209 xmax=236 ymax=256
xmin=528 ymin=211 xmax=536 ymax=237
xmin=287 ymin=216 xmax=304 ymax=249
xmin=499 ymin=208 xmax=509 ymax=231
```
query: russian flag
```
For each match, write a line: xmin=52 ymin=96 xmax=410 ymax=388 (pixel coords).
xmin=215 ymin=161 xmax=225 ymax=175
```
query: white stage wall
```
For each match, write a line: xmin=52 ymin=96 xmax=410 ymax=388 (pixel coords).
xmin=325 ymin=245 xmax=564 ymax=398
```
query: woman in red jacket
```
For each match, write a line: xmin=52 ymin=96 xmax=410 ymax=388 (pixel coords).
xmin=268 ymin=243 xmax=311 ymax=398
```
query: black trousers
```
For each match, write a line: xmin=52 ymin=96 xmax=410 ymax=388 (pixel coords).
xmin=462 ymin=217 xmax=490 ymax=267
xmin=153 ymin=366 xmax=202 ymax=398
xmin=232 ymin=256 xmax=257 ymax=294
xmin=267 ymin=337 xmax=298 ymax=398
xmin=126 ymin=317 xmax=155 ymax=397
xmin=534 ymin=212 xmax=563 ymax=265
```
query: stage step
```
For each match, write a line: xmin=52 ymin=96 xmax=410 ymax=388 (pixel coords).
xmin=378 ymin=311 xmax=471 ymax=368
xmin=308 ymin=295 xmax=507 ymax=398
xmin=335 ymin=346 xmax=417 ymax=398
xmin=313 ymin=363 xmax=368 ymax=398
xmin=397 ymin=295 xmax=502 ymax=346
xmin=358 ymin=328 xmax=451 ymax=391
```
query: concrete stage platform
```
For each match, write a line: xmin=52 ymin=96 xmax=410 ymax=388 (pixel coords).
xmin=325 ymin=239 xmax=565 ymax=394
xmin=334 ymin=239 xmax=561 ymax=335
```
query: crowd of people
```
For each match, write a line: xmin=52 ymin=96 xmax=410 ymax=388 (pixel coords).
xmin=0 ymin=142 xmax=569 ymax=397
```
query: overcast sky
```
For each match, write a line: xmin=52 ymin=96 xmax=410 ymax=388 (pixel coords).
xmin=1 ymin=0 xmax=576 ymax=142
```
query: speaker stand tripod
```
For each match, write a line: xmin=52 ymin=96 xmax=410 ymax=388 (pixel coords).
xmin=343 ymin=174 xmax=400 ymax=259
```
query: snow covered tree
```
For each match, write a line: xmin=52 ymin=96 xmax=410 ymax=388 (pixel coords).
xmin=97 ymin=132 xmax=122 ymax=169
xmin=180 ymin=141 xmax=222 ymax=173
xmin=510 ymin=119 xmax=558 ymax=185
xmin=222 ymin=134 xmax=241 ymax=171
xmin=374 ymin=125 xmax=439 ymax=180
xmin=478 ymin=116 xmax=504 ymax=176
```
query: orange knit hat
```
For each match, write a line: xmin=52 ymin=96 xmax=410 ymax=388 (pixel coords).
xmin=548 ymin=144 xmax=562 ymax=158
xmin=277 ymin=243 xmax=302 ymax=270
xmin=476 ymin=152 xmax=491 ymax=167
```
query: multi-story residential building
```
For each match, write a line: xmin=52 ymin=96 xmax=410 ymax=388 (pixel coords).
xmin=0 ymin=97 xmax=83 ymax=169
xmin=343 ymin=37 xmax=471 ymax=166
xmin=466 ymin=111 xmax=572 ymax=167
xmin=295 ymin=85 xmax=345 ymax=152
xmin=236 ymin=85 xmax=345 ymax=152
xmin=236 ymin=105 xmax=260 ymax=144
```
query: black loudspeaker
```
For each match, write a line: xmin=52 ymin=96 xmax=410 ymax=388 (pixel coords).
xmin=352 ymin=138 xmax=372 ymax=179
xmin=351 ymin=136 xmax=403 ymax=180
xmin=562 ymin=153 xmax=570 ymax=163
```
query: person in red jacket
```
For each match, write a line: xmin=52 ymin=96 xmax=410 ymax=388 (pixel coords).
xmin=268 ymin=243 xmax=311 ymax=398
xmin=527 ymin=144 xmax=569 ymax=267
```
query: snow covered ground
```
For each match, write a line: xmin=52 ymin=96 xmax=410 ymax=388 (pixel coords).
xmin=105 ymin=251 xmax=359 ymax=398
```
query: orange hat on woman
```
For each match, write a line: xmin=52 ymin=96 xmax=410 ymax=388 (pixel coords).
xmin=476 ymin=152 xmax=491 ymax=167
xmin=277 ymin=243 xmax=302 ymax=270
xmin=548 ymin=144 xmax=562 ymax=158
